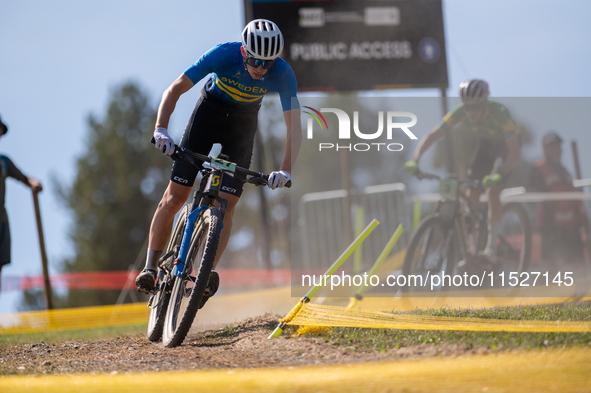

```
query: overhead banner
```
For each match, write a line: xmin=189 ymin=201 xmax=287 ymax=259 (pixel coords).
xmin=247 ymin=0 xmax=449 ymax=92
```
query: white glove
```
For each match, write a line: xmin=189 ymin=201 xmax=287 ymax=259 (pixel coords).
xmin=153 ymin=127 xmax=175 ymax=156
xmin=268 ymin=170 xmax=291 ymax=190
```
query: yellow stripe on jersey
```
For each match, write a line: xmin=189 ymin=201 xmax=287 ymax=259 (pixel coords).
xmin=438 ymin=101 xmax=520 ymax=143
xmin=215 ymin=79 xmax=264 ymax=103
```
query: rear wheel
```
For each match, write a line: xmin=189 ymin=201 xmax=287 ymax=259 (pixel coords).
xmin=402 ymin=215 xmax=457 ymax=293
xmin=162 ymin=207 xmax=223 ymax=348
xmin=146 ymin=205 xmax=190 ymax=342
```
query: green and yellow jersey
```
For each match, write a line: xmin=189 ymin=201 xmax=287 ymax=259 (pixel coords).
xmin=437 ymin=101 xmax=520 ymax=144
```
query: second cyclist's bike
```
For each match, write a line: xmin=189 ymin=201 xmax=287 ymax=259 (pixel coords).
xmin=402 ymin=170 xmax=532 ymax=293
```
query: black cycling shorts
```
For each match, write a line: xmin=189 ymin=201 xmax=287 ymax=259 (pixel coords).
xmin=467 ymin=139 xmax=509 ymax=183
xmin=170 ymin=92 xmax=259 ymax=198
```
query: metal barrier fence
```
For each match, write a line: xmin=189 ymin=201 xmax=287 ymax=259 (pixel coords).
xmin=298 ymin=183 xmax=409 ymax=272
xmin=299 ymin=180 xmax=591 ymax=273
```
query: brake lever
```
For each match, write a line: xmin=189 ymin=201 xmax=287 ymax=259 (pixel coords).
xmin=151 ymin=137 xmax=182 ymax=159
xmin=170 ymin=150 xmax=184 ymax=161
xmin=246 ymin=176 xmax=292 ymax=188
xmin=247 ymin=176 xmax=268 ymax=186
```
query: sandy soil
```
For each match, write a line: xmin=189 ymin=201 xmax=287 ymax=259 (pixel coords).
xmin=0 ymin=314 xmax=490 ymax=375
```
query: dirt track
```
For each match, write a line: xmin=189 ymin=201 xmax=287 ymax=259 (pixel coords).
xmin=0 ymin=314 xmax=491 ymax=375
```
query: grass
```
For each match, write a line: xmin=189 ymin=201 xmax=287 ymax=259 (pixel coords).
xmin=0 ymin=324 xmax=147 ymax=346
xmin=406 ymin=302 xmax=591 ymax=321
xmin=300 ymin=302 xmax=591 ymax=352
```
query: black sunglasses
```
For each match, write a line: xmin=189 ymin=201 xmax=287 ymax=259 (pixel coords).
xmin=245 ymin=56 xmax=276 ymax=69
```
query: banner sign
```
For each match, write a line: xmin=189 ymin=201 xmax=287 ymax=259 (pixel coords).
xmin=248 ymin=0 xmax=449 ymax=91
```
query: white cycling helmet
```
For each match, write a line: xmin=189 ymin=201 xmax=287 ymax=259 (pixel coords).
xmin=459 ymin=79 xmax=489 ymax=104
xmin=241 ymin=19 xmax=284 ymax=60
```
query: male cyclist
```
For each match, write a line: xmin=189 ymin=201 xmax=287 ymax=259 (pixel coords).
xmin=404 ymin=79 xmax=521 ymax=261
xmin=136 ymin=20 xmax=302 ymax=299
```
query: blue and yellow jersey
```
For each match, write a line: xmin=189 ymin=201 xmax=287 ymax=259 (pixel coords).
xmin=437 ymin=101 xmax=520 ymax=143
xmin=184 ymin=42 xmax=299 ymax=112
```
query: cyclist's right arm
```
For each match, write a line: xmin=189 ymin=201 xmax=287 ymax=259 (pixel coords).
xmin=156 ymin=44 xmax=226 ymax=129
xmin=410 ymin=126 xmax=445 ymax=162
xmin=156 ymin=74 xmax=195 ymax=130
xmin=410 ymin=104 xmax=464 ymax=162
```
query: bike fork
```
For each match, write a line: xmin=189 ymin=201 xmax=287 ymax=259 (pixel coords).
xmin=173 ymin=206 xmax=209 ymax=278
xmin=454 ymin=218 xmax=471 ymax=266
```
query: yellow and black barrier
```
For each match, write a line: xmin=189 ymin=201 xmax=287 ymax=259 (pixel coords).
xmin=0 ymin=303 xmax=149 ymax=335
xmin=283 ymin=302 xmax=591 ymax=333
xmin=268 ymin=219 xmax=381 ymax=339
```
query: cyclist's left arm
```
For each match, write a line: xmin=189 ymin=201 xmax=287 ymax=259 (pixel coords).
xmin=280 ymin=107 xmax=302 ymax=175
xmin=276 ymin=62 xmax=301 ymax=176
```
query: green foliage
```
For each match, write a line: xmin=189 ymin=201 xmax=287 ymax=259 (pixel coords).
xmin=39 ymin=82 xmax=170 ymax=308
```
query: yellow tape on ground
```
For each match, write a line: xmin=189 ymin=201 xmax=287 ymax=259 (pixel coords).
xmin=331 ymin=294 xmax=591 ymax=312
xmin=0 ymin=348 xmax=589 ymax=393
xmin=286 ymin=303 xmax=591 ymax=333
xmin=0 ymin=303 xmax=149 ymax=335
xmin=0 ymin=286 xmax=299 ymax=336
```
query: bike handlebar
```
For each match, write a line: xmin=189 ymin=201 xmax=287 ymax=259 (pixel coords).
xmin=415 ymin=170 xmax=441 ymax=181
xmin=150 ymin=137 xmax=291 ymax=188
xmin=415 ymin=169 xmax=481 ymax=189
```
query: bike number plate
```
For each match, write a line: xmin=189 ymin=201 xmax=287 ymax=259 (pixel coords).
xmin=210 ymin=157 xmax=237 ymax=173
xmin=439 ymin=179 xmax=458 ymax=199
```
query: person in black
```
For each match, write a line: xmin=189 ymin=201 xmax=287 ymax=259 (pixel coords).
xmin=529 ymin=132 xmax=589 ymax=268
xmin=0 ymin=115 xmax=43 ymax=293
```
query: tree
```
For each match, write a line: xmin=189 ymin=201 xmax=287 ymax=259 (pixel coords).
xmin=24 ymin=82 xmax=171 ymax=309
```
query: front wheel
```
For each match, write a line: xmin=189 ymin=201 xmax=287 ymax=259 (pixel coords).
xmin=146 ymin=205 xmax=190 ymax=342
xmin=162 ymin=207 xmax=223 ymax=348
xmin=402 ymin=215 xmax=457 ymax=294
xmin=496 ymin=203 xmax=532 ymax=275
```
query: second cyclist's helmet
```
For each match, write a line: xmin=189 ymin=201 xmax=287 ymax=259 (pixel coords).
xmin=459 ymin=79 xmax=489 ymax=104
xmin=241 ymin=19 xmax=284 ymax=60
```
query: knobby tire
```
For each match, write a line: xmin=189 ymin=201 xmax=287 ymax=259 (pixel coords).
xmin=162 ymin=207 xmax=222 ymax=348
xmin=146 ymin=205 xmax=190 ymax=342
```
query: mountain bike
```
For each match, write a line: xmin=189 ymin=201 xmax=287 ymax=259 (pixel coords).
xmin=145 ymin=141 xmax=290 ymax=347
xmin=402 ymin=170 xmax=531 ymax=293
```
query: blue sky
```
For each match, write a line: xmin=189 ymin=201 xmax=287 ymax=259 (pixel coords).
xmin=0 ymin=0 xmax=590 ymax=313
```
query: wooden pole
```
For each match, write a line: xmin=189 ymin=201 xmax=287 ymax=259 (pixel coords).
xmin=32 ymin=192 xmax=53 ymax=310
xmin=571 ymin=140 xmax=582 ymax=180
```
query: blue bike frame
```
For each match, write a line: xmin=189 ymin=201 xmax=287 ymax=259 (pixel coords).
xmin=171 ymin=168 xmax=227 ymax=279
